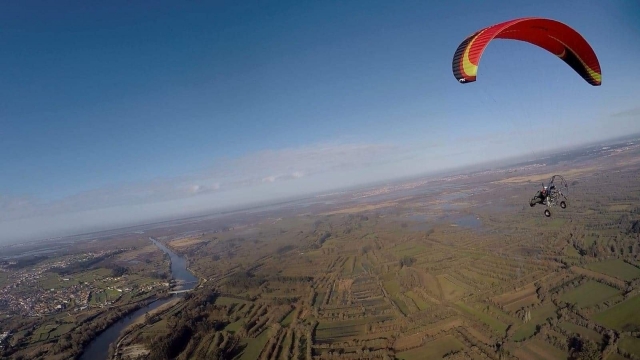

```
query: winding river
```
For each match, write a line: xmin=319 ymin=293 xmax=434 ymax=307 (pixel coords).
xmin=79 ymin=237 xmax=198 ymax=360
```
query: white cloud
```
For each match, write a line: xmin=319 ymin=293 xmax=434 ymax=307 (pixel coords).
xmin=611 ymin=107 xmax=640 ymax=118
xmin=188 ymin=185 xmax=202 ymax=194
xmin=0 ymin=141 xmax=419 ymax=236
xmin=6 ymin=131 xmax=583 ymax=243
xmin=184 ymin=182 xmax=220 ymax=194
xmin=0 ymin=195 xmax=39 ymax=221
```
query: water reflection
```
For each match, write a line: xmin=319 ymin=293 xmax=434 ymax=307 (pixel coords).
xmin=80 ymin=237 xmax=197 ymax=360
xmin=149 ymin=237 xmax=198 ymax=291
xmin=454 ymin=214 xmax=482 ymax=229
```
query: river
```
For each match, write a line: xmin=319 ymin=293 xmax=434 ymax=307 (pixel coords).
xmin=79 ymin=237 xmax=198 ymax=360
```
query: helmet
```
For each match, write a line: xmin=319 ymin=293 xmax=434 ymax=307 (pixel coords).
xmin=543 ymin=186 xmax=548 ymax=190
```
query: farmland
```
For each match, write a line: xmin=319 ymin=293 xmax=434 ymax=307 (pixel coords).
xmin=560 ymin=280 xmax=621 ymax=308
xmin=593 ymin=294 xmax=640 ymax=332
xmin=396 ymin=336 xmax=465 ymax=359
xmin=2 ymin=138 xmax=640 ymax=360
xmin=585 ymin=259 xmax=640 ymax=281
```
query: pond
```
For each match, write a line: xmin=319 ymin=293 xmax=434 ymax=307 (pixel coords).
xmin=453 ymin=214 xmax=482 ymax=229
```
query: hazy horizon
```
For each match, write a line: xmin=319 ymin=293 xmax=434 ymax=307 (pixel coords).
xmin=2 ymin=132 xmax=637 ymax=245
xmin=2 ymin=0 xmax=640 ymax=243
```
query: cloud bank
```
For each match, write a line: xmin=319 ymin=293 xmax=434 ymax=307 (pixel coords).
xmin=1 ymin=141 xmax=446 ymax=243
xmin=5 ymin=114 xmax=635 ymax=244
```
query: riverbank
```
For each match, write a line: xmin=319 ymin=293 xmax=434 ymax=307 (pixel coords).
xmin=79 ymin=237 xmax=202 ymax=360
xmin=110 ymin=297 xmax=183 ymax=359
xmin=79 ymin=295 xmax=170 ymax=360
xmin=109 ymin=239 xmax=206 ymax=359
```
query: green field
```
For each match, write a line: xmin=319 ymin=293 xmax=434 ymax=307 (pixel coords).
xmin=316 ymin=316 xmax=392 ymax=340
xmin=565 ymin=246 xmax=581 ymax=257
xmin=609 ymin=204 xmax=632 ymax=211
xmin=280 ymin=308 xmax=296 ymax=326
xmin=30 ymin=323 xmax=70 ymax=343
xmin=90 ymin=289 xmax=122 ymax=304
xmin=215 ymin=296 xmax=250 ymax=306
xmin=38 ymin=272 xmax=62 ymax=289
xmin=405 ymin=291 xmax=430 ymax=311
xmin=458 ymin=251 xmax=485 ymax=260
xmin=560 ymin=281 xmax=621 ymax=307
xmin=456 ymin=302 xmax=508 ymax=335
xmin=352 ymin=256 xmax=364 ymax=276
xmin=224 ymin=319 xmax=244 ymax=333
xmin=76 ymin=268 xmax=112 ymax=283
xmin=392 ymin=244 xmax=427 ymax=258
xmin=438 ymin=275 xmax=466 ymax=300
xmin=391 ymin=296 xmax=411 ymax=315
xmin=584 ymin=236 xmax=597 ymax=247
xmin=593 ymin=294 xmax=640 ymax=331
xmin=51 ymin=323 xmax=75 ymax=337
xmin=280 ymin=331 xmax=293 ymax=358
xmin=559 ymin=322 xmax=601 ymax=343
xmin=606 ymin=353 xmax=629 ymax=360
xmin=619 ymin=336 xmax=640 ymax=356
xmin=34 ymin=325 xmax=53 ymax=338
xmin=396 ymin=335 xmax=464 ymax=360
xmin=585 ymin=259 xmax=640 ymax=281
xmin=548 ymin=218 xmax=565 ymax=228
xmin=486 ymin=304 xmax=521 ymax=324
xmin=238 ymin=328 xmax=271 ymax=360
xmin=134 ymin=274 xmax=162 ymax=286
xmin=317 ymin=324 xmax=364 ymax=340
xmin=516 ymin=339 xmax=567 ymax=360
xmin=30 ymin=321 xmax=75 ymax=342
xmin=342 ymin=256 xmax=354 ymax=275
xmin=313 ymin=291 xmax=325 ymax=307
xmin=392 ymin=296 xmax=410 ymax=316
xmin=512 ymin=303 xmax=557 ymax=342
xmin=0 ymin=272 xmax=7 ymax=287
xmin=383 ymin=278 xmax=402 ymax=295
xmin=142 ymin=318 xmax=169 ymax=336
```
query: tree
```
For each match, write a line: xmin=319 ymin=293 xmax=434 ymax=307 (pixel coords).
xmin=568 ymin=336 xmax=601 ymax=360
xmin=399 ymin=256 xmax=416 ymax=268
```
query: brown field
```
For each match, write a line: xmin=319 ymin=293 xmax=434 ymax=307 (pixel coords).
xmin=396 ymin=335 xmax=466 ymax=360
xmin=393 ymin=318 xmax=463 ymax=350
xmin=493 ymin=283 xmax=540 ymax=311
xmin=494 ymin=166 xmax=598 ymax=184
xmin=120 ymin=344 xmax=150 ymax=359
xmin=406 ymin=268 xmax=443 ymax=301
xmin=319 ymin=200 xmax=399 ymax=215
xmin=515 ymin=339 xmax=568 ymax=360
xmin=168 ymin=236 xmax=208 ymax=248
xmin=506 ymin=294 xmax=540 ymax=312
xmin=465 ymin=326 xmax=493 ymax=345
xmin=437 ymin=274 xmax=466 ymax=301
xmin=117 ymin=244 xmax=160 ymax=261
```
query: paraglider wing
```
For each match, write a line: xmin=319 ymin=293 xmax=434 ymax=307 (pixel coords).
xmin=452 ymin=17 xmax=601 ymax=86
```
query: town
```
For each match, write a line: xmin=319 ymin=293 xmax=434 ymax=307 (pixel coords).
xmin=0 ymin=249 xmax=167 ymax=317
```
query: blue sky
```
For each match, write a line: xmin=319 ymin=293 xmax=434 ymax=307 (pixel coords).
xmin=1 ymin=0 xmax=639 ymax=242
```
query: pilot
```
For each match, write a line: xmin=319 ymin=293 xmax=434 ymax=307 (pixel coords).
xmin=529 ymin=186 xmax=548 ymax=207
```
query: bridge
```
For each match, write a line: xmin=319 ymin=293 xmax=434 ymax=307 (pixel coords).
xmin=168 ymin=289 xmax=192 ymax=294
